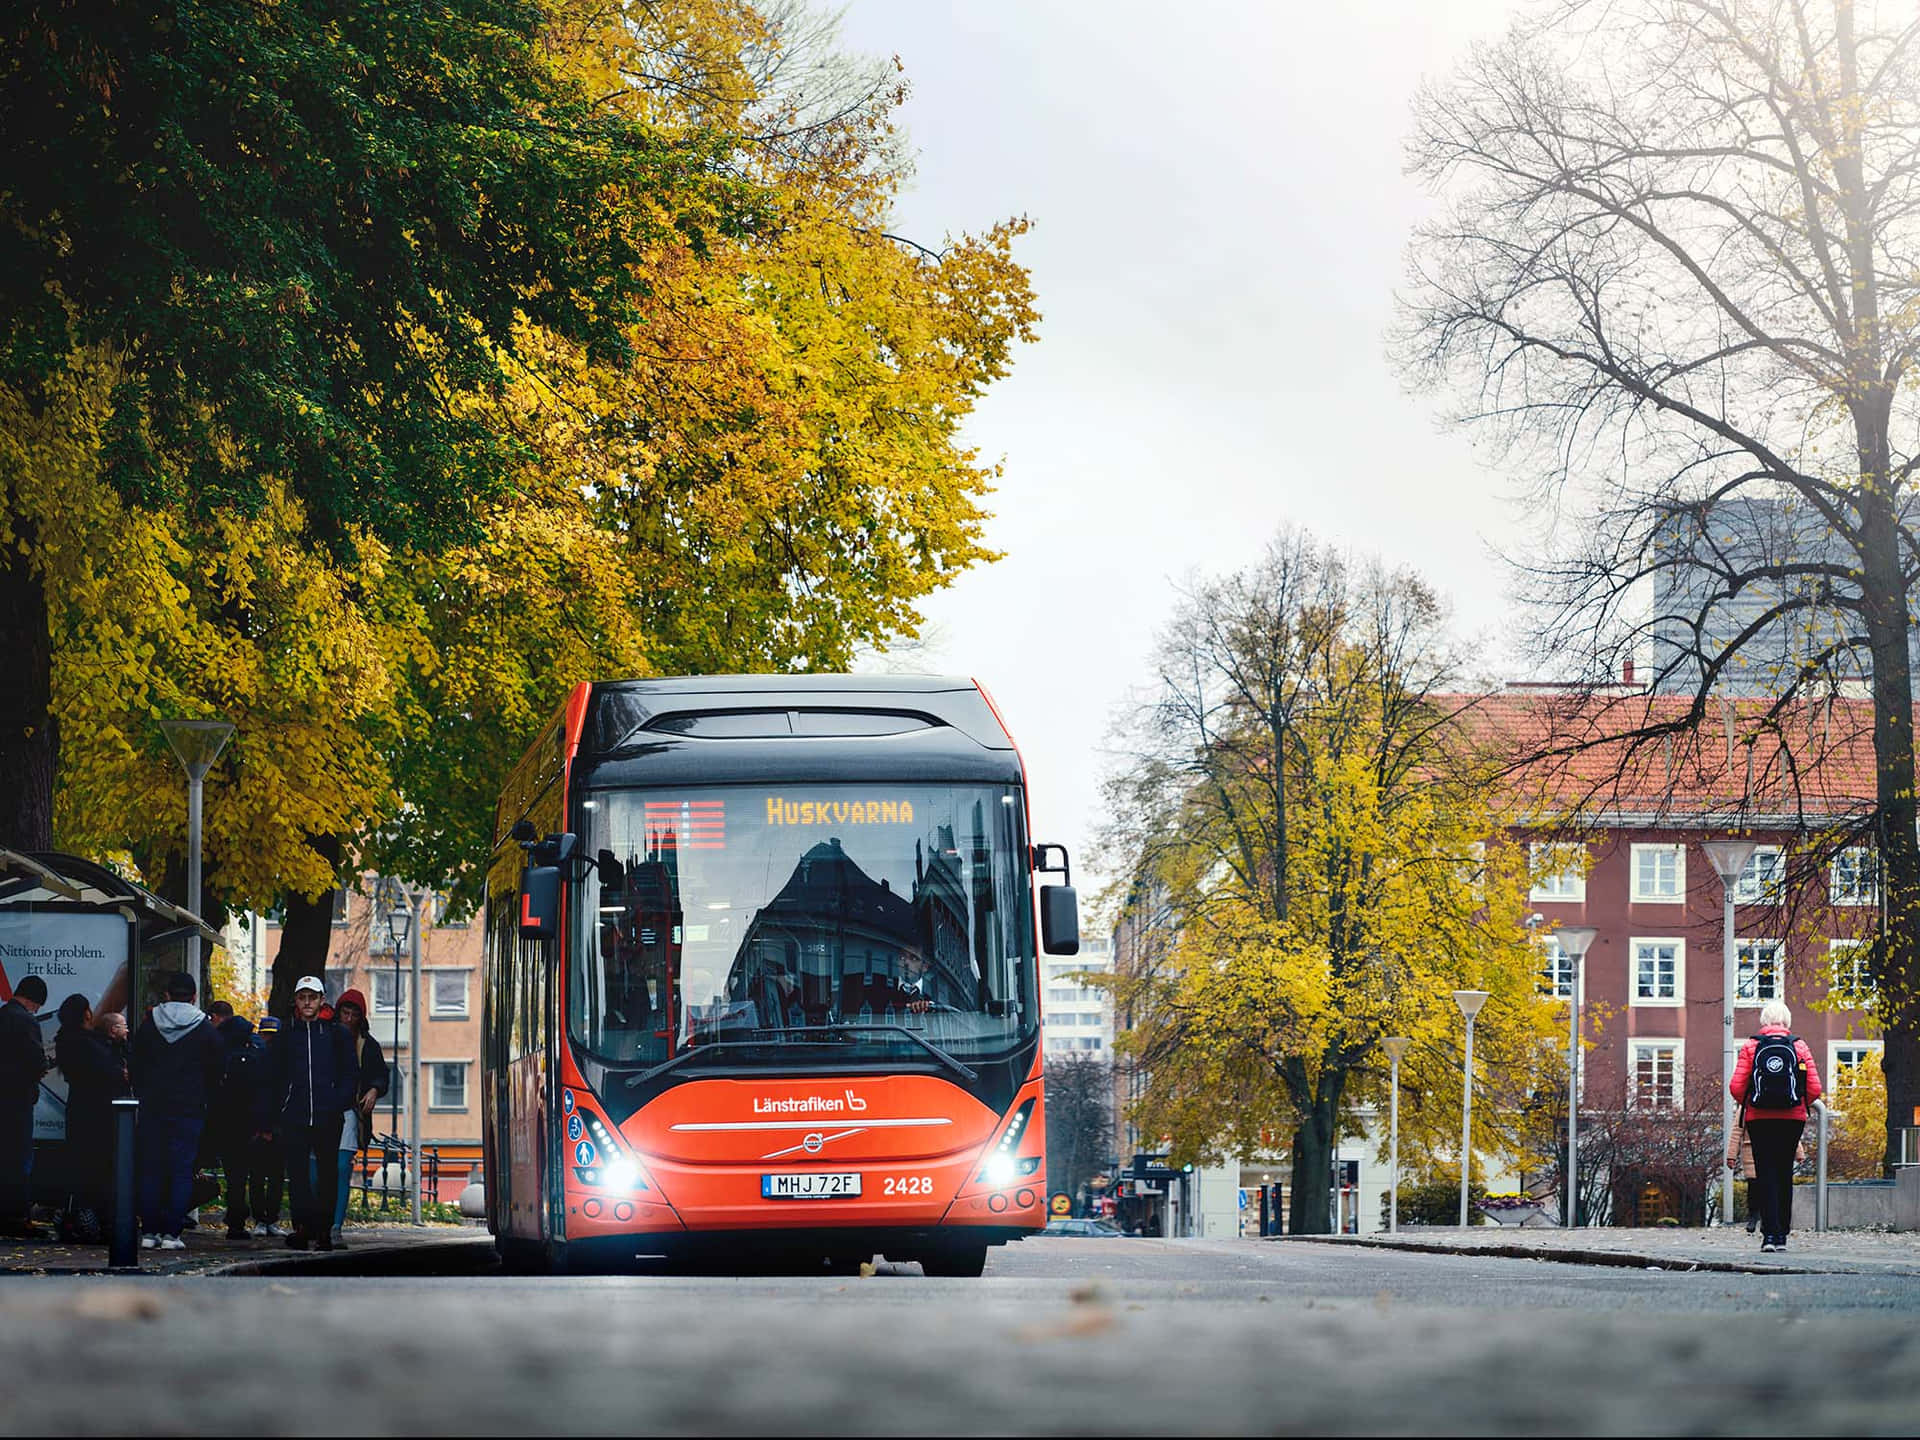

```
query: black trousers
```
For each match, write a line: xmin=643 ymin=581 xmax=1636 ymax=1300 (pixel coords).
xmin=1746 ymin=1117 xmax=1804 ymax=1240
xmin=283 ymin=1116 xmax=343 ymax=1238
xmin=222 ymin=1132 xmax=280 ymax=1229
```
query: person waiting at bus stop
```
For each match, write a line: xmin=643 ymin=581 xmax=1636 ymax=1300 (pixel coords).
xmin=329 ymin=988 xmax=388 ymax=1248
xmin=270 ymin=976 xmax=357 ymax=1252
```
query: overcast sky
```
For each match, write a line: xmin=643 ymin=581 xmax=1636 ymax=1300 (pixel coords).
xmin=838 ymin=0 xmax=1533 ymax=894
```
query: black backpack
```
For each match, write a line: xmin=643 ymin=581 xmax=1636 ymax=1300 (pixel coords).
xmin=1746 ymin=1032 xmax=1805 ymax=1109
xmin=220 ymin=1039 xmax=262 ymax=1110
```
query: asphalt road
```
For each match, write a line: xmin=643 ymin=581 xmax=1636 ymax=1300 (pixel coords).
xmin=3 ymin=1235 xmax=1917 ymax=1435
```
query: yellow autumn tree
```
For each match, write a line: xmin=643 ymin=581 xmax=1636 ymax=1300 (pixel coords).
xmin=25 ymin=1 xmax=1038 ymax=1010
xmin=1103 ymin=533 xmax=1561 ymax=1232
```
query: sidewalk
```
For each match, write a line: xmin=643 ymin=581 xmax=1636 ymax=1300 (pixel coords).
xmin=0 ymin=1221 xmax=484 ymax=1278
xmin=1279 ymin=1225 xmax=1920 ymax=1277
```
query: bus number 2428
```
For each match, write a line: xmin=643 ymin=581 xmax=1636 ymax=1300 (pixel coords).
xmin=884 ymin=1175 xmax=933 ymax=1196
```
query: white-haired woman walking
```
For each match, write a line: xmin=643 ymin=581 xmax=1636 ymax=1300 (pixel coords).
xmin=1729 ymin=1000 xmax=1822 ymax=1253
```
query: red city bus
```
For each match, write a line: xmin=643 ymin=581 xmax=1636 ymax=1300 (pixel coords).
xmin=483 ymin=676 xmax=1080 ymax=1274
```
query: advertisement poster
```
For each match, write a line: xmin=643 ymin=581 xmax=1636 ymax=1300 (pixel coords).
xmin=0 ymin=910 xmax=131 ymax=1141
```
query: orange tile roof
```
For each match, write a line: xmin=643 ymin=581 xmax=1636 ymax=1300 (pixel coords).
xmin=1438 ymin=688 xmax=1884 ymax=825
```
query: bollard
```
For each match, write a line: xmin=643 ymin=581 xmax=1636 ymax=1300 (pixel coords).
xmin=1814 ymin=1100 xmax=1833 ymax=1233
xmin=109 ymin=1098 xmax=139 ymax=1269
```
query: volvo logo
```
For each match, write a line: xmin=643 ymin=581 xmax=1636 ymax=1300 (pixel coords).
xmin=803 ymin=1133 xmax=826 ymax=1154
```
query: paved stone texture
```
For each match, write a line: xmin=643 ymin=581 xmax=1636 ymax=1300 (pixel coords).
xmin=0 ymin=1221 xmax=472 ymax=1277
xmin=1309 ymin=1224 xmax=1920 ymax=1275
xmin=1 ymin=1236 xmax=1918 ymax=1434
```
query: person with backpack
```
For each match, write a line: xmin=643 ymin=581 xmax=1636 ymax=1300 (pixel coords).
xmin=210 ymin=1011 xmax=272 ymax=1239
xmin=0 ymin=975 xmax=51 ymax=1238
xmin=1729 ymin=999 xmax=1823 ymax=1253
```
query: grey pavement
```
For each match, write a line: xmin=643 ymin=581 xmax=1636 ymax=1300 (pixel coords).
xmin=0 ymin=1221 xmax=475 ymax=1277
xmin=1292 ymin=1224 xmax=1920 ymax=1276
xmin=2 ymin=1235 xmax=1918 ymax=1434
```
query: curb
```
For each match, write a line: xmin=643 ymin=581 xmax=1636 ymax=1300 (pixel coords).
xmin=210 ymin=1232 xmax=493 ymax=1278
xmin=1271 ymin=1234 xmax=1847 ymax=1277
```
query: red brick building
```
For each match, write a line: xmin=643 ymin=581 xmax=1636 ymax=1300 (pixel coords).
xmin=1466 ymin=689 xmax=1884 ymax=1134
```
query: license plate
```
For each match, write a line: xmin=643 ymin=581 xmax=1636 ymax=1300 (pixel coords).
xmin=762 ymin=1171 xmax=862 ymax=1200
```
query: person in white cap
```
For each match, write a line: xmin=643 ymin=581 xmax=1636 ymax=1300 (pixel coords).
xmin=267 ymin=977 xmax=357 ymax=1251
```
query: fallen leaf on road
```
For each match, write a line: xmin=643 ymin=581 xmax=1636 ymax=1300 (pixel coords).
xmin=858 ymin=1262 xmax=876 ymax=1278
xmin=1068 ymin=1282 xmax=1106 ymax=1305
xmin=71 ymin=1289 xmax=164 ymax=1323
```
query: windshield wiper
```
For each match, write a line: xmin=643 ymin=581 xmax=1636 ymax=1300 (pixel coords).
xmin=624 ymin=1024 xmax=978 ymax=1087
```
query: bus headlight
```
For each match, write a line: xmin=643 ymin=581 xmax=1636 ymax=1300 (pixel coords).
xmin=976 ymin=1098 xmax=1038 ymax=1186
xmin=982 ymin=1154 xmax=1018 ymax=1188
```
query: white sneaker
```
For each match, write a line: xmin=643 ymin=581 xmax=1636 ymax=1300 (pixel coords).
xmin=158 ymin=1235 xmax=186 ymax=1251
xmin=261 ymin=1223 xmax=289 ymax=1238
xmin=140 ymin=1234 xmax=158 ymax=1250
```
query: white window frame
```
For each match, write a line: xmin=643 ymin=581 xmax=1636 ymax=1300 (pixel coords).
xmin=428 ymin=968 xmax=471 ymax=1019
xmin=1529 ymin=843 xmax=1588 ymax=903
xmin=1827 ymin=939 xmax=1878 ymax=1004
xmin=426 ymin=1059 xmax=470 ymax=1112
xmin=1629 ymin=1038 xmax=1684 ymax=1110
xmin=1830 ymin=847 xmax=1879 ymax=907
xmin=1734 ymin=939 xmax=1782 ymax=1005
xmin=1630 ymin=937 xmax=1685 ymax=1007
xmin=1732 ymin=846 xmax=1785 ymax=905
xmin=331 ymin=886 xmax=351 ymax=927
xmin=1538 ymin=936 xmax=1581 ymax=1001
xmin=371 ymin=968 xmax=410 ymax=1022
xmin=1827 ymin=1039 xmax=1883 ymax=1088
xmin=1631 ymin=844 xmax=1686 ymax=903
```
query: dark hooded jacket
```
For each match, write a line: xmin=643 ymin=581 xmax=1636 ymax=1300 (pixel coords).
xmin=130 ymin=1002 xmax=222 ymax=1117
xmin=55 ymin=1024 xmax=126 ymax=1167
xmin=210 ymin=1016 xmax=272 ymax=1138
xmin=0 ymin=996 xmax=49 ymax=1107
xmin=268 ymin=1016 xmax=357 ymax=1130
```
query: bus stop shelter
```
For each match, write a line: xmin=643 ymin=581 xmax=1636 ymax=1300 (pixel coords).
xmin=0 ymin=848 xmax=221 ymax=1196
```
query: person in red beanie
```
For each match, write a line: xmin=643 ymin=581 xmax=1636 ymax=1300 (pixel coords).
xmin=330 ymin=988 xmax=388 ymax=1245
xmin=1729 ymin=998 xmax=1823 ymax=1253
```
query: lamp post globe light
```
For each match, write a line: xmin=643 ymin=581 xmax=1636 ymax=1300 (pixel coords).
xmin=1551 ymin=926 xmax=1598 ymax=1228
xmin=1701 ymin=840 xmax=1758 ymax=1227
xmin=158 ymin=718 xmax=235 ymax=1000
xmin=1452 ymin=990 xmax=1490 ymax=1228
xmin=1381 ymin=1036 xmax=1412 ymax=1234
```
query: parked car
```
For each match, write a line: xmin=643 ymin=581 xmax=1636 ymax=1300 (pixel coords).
xmin=1042 ymin=1217 xmax=1124 ymax=1238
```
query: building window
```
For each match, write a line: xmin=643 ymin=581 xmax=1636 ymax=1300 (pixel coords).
xmin=1076 ymin=1037 xmax=1101 ymax=1050
xmin=1046 ymin=1036 xmax=1072 ymax=1053
xmin=1829 ymin=1041 xmax=1882 ymax=1087
xmin=1631 ymin=845 xmax=1685 ymax=903
xmin=1529 ymin=843 xmax=1587 ymax=903
xmin=1631 ymin=939 xmax=1683 ymax=1005
xmin=371 ymin=968 xmax=410 ymax=1021
xmin=1539 ymin=937 xmax=1575 ymax=999
xmin=433 ymin=892 xmax=470 ymax=929
xmin=429 ymin=1061 xmax=469 ymax=1111
xmin=1828 ymin=940 xmax=1878 ymax=1005
xmin=1732 ymin=846 xmax=1784 ymax=904
xmin=430 ymin=970 xmax=470 ymax=1019
xmin=1630 ymin=1040 xmax=1683 ymax=1109
xmin=1735 ymin=940 xmax=1781 ymax=1003
xmin=331 ymin=886 xmax=351 ymax=927
xmin=1831 ymin=848 xmax=1879 ymax=907
xmin=1046 ymin=987 xmax=1079 ymax=1002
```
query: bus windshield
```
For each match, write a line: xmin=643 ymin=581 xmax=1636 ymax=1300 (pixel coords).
xmin=570 ymin=783 xmax=1036 ymax=1071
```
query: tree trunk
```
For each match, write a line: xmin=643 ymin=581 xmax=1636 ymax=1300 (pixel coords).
xmin=1858 ymin=471 xmax=1920 ymax=1176
xmin=0 ymin=532 xmax=55 ymax=851
xmin=1287 ymin=1107 xmax=1335 ymax=1235
xmin=268 ymin=834 xmax=342 ymax=1018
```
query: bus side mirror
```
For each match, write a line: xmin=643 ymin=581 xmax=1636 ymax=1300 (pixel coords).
xmin=1040 ymin=885 xmax=1079 ymax=955
xmin=519 ymin=863 xmax=561 ymax=939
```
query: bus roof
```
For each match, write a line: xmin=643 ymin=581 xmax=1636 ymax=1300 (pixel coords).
xmin=574 ymin=674 xmax=1024 ymax=789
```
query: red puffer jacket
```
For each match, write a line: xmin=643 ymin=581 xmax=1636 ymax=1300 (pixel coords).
xmin=1729 ymin=1026 xmax=1822 ymax=1122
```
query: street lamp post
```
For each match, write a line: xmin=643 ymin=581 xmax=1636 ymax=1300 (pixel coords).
xmin=383 ymin=887 xmax=412 ymax=1217
xmin=1382 ymin=1036 xmax=1412 ymax=1234
xmin=1552 ymin=926 xmax=1598 ymax=1228
xmin=1702 ymin=840 xmax=1758 ymax=1228
xmin=1453 ymin=990 xmax=1490 ymax=1228
xmin=158 ymin=718 xmax=235 ymax=1000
